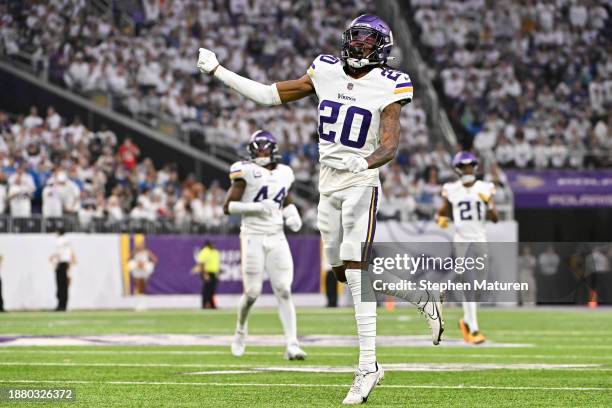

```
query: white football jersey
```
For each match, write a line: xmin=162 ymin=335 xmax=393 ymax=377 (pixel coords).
xmin=307 ymin=54 xmax=413 ymax=194
xmin=229 ymin=161 xmax=295 ymax=234
xmin=442 ymin=180 xmax=496 ymax=242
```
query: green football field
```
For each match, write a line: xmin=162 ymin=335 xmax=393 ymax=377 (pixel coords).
xmin=0 ymin=307 xmax=611 ymax=407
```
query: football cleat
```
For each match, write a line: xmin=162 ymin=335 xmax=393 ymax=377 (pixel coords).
xmin=231 ymin=329 xmax=246 ymax=357
xmin=284 ymin=344 xmax=307 ymax=361
xmin=418 ymin=291 xmax=444 ymax=345
xmin=458 ymin=319 xmax=471 ymax=343
xmin=468 ymin=331 xmax=486 ymax=345
xmin=342 ymin=363 xmax=384 ymax=404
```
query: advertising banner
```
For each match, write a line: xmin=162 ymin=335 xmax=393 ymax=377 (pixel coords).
xmin=505 ymin=170 xmax=612 ymax=208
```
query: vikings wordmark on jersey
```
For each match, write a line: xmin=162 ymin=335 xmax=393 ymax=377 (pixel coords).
xmin=229 ymin=160 xmax=295 ymax=234
xmin=306 ymin=54 xmax=413 ymax=194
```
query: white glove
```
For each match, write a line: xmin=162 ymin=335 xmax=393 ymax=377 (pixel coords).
xmin=282 ymin=204 xmax=302 ymax=232
xmin=260 ymin=199 xmax=278 ymax=215
xmin=342 ymin=155 xmax=369 ymax=173
xmin=197 ymin=48 xmax=220 ymax=74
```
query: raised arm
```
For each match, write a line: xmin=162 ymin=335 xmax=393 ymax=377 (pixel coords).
xmin=198 ymin=48 xmax=314 ymax=106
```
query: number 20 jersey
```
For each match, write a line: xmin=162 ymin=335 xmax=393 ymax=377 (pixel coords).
xmin=441 ymin=180 xmax=496 ymax=243
xmin=306 ymin=54 xmax=413 ymax=194
xmin=229 ymin=161 xmax=295 ymax=234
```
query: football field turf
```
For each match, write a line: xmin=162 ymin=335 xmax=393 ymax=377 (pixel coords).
xmin=0 ymin=307 xmax=610 ymax=407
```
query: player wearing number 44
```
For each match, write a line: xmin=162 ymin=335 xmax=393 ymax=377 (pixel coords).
xmin=201 ymin=14 xmax=444 ymax=405
xmin=436 ymin=151 xmax=499 ymax=345
xmin=223 ymin=130 xmax=306 ymax=362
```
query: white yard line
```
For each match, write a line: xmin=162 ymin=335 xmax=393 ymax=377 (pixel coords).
xmin=0 ymin=379 xmax=609 ymax=392
xmin=1 ymin=349 xmax=611 ymax=360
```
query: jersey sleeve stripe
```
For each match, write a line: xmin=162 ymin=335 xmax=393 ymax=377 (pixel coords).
xmin=394 ymin=86 xmax=414 ymax=94
xmin=395 ymin=81 xmax=413 ymax=88
xmin=229 ymin=170 xmax=245 ymax=179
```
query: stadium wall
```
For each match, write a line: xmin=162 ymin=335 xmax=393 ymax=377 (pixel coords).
xmin=0 ymin=222 xmax=518 ymax=310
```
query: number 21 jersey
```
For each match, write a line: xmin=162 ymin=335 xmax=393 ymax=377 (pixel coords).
xmin=306 ymin=54 xmax=413 ymax=194
xmin=442 ymin=180 xmax=496 ymax=242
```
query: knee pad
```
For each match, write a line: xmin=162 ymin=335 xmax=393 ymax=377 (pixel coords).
xmin=244 ymin=287 xmax=261 ymax=304
xmin=340 ymin=241 xmax=361 ymax=263
xmin=272 ymin=285 xmax=291 ymax=301
xmin=324 ymin=244 xmax=341 ymax=268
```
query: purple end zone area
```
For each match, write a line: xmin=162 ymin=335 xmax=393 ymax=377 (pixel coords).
xmin=144 ymin=235 xmax=321 ymax=295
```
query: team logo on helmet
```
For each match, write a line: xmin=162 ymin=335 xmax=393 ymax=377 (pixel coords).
xmin=452 ymin=151 xmax=479 ymax=183
xmin=341 ymin=14 xmax=394 ymax=69
xmin=248 ymin=130 xmax=278 ymax=167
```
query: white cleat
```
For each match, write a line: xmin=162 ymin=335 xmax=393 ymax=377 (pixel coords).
xmin=231 ymin=329 xmax=246 ymax=357
xmin=342 ymin=363 xmax=384 ymax=405
xmin=284 ymin=344 xmax=307 ymax=361
xmin=419 ymin=290 xmax=445 ymax=345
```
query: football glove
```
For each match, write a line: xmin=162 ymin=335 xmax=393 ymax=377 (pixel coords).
xmin=477 ymin=192 xmax=491 ymax=203
xmin=282 ymin=204 xmax=302 ymax=232
xmin=436 ymin=215 xmax=449 ymax=229
xmin=260 ymin=199 xmax=278 ymax=215
xmin=197 ymin=48 xmax=220 ymax=74
xmin=342 ymin=155 xmax=369 ymax=173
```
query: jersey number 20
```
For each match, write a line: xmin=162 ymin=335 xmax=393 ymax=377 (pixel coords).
xmin=319 ymin=100 xmax=372 ymax=149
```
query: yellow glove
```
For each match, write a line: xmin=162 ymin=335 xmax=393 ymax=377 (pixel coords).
xmin=477 ymin=193 xmax=491 ymax=204
xmin=436 ymin=215 xmax=449 ymax=229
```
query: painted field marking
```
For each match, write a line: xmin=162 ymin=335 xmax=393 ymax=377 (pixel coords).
xmin=0 ymin=379 xmax=609 ymax=392
xmin=0 ymin=361 xmax=605 ymax=372
xmin=0 ymin=334 xmax=532 ymax=348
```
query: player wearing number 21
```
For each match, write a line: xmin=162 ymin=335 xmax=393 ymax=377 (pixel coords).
xmin=436 ymin=151 xmax=498 ymax=345
xmin=199 ymin=14 xmax=443 ymax=404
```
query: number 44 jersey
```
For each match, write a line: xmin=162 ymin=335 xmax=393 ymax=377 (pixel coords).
xmin=229 ymin=161 xmax=295 ymax=234
xmin=442 ymin=180 xmax=496 ymax=243
xmin=307 ymin=54 xmax=413 ymax=194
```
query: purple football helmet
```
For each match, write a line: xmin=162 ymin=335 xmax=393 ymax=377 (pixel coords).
xmin=248 ymin=130 xmax=278 ymax=166
xmin=341 ymin=14 xmax=393 ymax=68
xmin=452 ymin=151 xmax=478 ymax=168
xmin=452 ymin=151 xmax=479 ymax=182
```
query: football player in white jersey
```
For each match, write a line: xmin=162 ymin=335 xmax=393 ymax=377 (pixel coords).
xmin=436 ymin=152 xmax=498 ymax=344
xmin=200 ymin=14 xmax=443 ymax=404
xmin=223 ymin=130 xmax=306 ymax=361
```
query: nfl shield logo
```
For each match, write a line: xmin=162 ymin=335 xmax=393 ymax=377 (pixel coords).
xmin=347 ymin=83 xmax=353 ymax=90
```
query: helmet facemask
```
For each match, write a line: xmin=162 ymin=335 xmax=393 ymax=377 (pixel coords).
xmin=341 ymin=26 xmax=393 ymax=68
xmin=249 ymin=139 xmax=277 ymax=167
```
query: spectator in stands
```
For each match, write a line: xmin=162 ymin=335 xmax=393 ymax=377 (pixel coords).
xmin=24 ymin=106 xmax=43 ymax=129
xmin=42 ymin=179 xmax=63 ymax=218
xmin=8 ymin=163 xmax=35 ymax=217
xmin=45 ymin=106 xmax=62 ymax=130
xmin=118 ymin=138 xmax=140 ymax=171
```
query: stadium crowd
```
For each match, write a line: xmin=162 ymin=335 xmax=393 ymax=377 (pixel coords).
xmin=2 ymin=0 xmax=490 ymax=222
xmin=0 ymin=106 xmax=226 ymax=230
xmin=408 ymin=0 xmax=612 ymax=169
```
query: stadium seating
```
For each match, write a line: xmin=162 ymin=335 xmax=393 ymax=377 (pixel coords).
xmin=406 ymin=0 xmax=612 ymax=169
xmin=1 ymin=0 xmax=524 ymax=222
xmin=0 ymin=107 xmax=227 ymax=232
